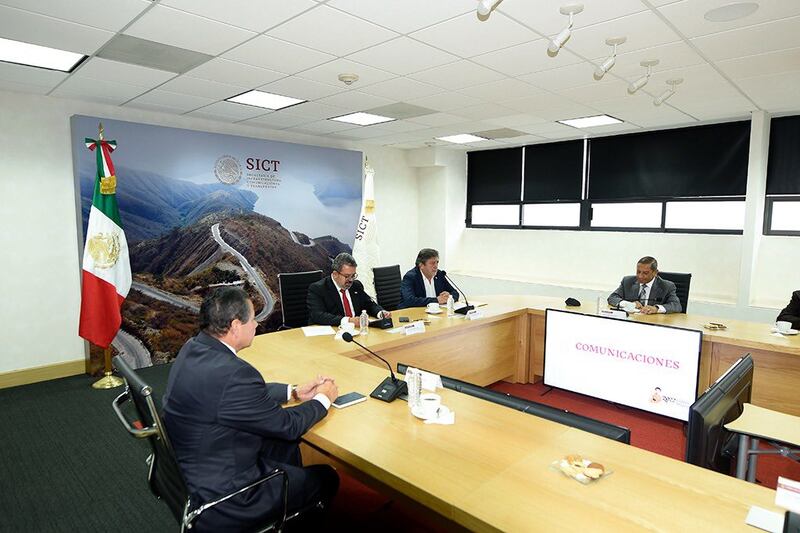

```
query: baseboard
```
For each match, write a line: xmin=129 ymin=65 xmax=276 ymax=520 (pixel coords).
xmin=0 ymin=359 xmax=86 ymax=389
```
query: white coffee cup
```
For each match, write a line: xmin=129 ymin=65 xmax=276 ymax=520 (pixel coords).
xmin=776 ymin=320 xmax=792 ymax=333
xmin=426 ymin=302 xmax=440 ymax=312
xmin=341 ymin=321 xmax=356 ymax=334
xmin=418 ymin=392 xmax=441 ymax=419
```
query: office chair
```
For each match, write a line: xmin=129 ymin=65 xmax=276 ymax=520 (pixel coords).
xmin=277 ymin=270 xmax=323 ymax=329
xmin=111 ymin=356 xmax=304 ymax=532
xmin=659 ymin=271 xmax=692 ymax=313
xmin=372 ymin=265 xmax=402 ymax=311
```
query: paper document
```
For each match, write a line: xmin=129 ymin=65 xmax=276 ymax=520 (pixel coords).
xmin=776 ymin=477 xmax=800 ymax=514
xmin=451 ymin=300 xmax=486 ymax=309
xmin=302 ymin=326 xmax=335 ymax=337
xmin=745 ymin=506 xmax=784 ymax=533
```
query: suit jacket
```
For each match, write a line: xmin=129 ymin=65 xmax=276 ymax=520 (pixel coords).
xmin=306 ymin=277 xmax=383 ymax=326
xmin=162 ymin=332 xmax=327 ymax=528
xmin=607 ymin=275 xmax=682 ymax=313
xmin=398 ymin=268 xmax=459 ymax=309
xmin=777 ymin=290 xmax=800 ymax=329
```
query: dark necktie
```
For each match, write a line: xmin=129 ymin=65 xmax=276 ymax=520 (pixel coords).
xmin=638 ymin=284 xmax=647 ymax=303
xmin=341 ymin=288 xmax=353 ymax=317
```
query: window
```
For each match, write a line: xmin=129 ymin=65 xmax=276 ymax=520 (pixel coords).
xmin=766 ymin=199 xmax=800 ymax=234
xmin=765 ymin=115 xmax=800 ymax=235
xmin=590 ymin=202 xmax=662 ymax=229
xmin=523 ymin=203 xmax=580 ymax=227
xmin=471 ymin=204 xmax=520 ymax=226
xmin=665 ymin=201 xmax=745 ymax=231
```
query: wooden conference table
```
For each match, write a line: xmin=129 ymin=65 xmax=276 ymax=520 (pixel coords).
xmin=237 ymin=295 xmax=794 ymax=531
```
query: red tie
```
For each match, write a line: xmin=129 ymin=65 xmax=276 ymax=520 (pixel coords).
xmin=341 ymin=288 xmax=353 ymax=317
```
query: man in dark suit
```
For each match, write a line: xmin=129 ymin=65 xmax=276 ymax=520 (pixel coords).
xmin=777 ymin=290 xmax=800 ymax=329
xmin=307 ymin=252 xmax=391 ymax=326
xmin=163 ymin=287 xmax=339 ymax=532
xmin=607 ymin=256 xmax=682 ymax=314
xmin=399 ymin=248 xmax=459 ymax=309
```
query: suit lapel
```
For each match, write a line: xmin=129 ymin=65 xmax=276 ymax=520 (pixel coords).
xmin=326 ymin=277 xmax=346 ymax=315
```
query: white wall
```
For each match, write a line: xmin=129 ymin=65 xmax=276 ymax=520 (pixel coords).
xmin=0 ymin=90 xmax=419 ymax=374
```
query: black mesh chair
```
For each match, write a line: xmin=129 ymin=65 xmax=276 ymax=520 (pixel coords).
xmin=659 ymin=272 xmax=692 ymax=313
xmin=111 ymin=356 xmax=295 ymax=532
xmin=277 ymin=270 xmax=323 ymax=329
xmin=373 ymin=265 xmax=402 ymax=311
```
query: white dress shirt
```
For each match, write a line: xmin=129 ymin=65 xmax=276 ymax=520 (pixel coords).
xmin=639 ymin=278 xmax=666 ymax=314
xmin=422 ymin=273 xmax=437 ymax=298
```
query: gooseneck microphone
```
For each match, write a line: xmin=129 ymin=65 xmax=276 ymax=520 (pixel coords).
xmin=443 ymin=272 xmax=475 ymax=315
xmin=341 ymin=332 xmax=407 ymax=402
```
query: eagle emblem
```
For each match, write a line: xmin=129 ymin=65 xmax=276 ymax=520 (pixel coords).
xmin=88 ymin=232 xmax=121 ymax=269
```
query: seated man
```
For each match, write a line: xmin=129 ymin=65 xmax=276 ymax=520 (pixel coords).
xmin=163 ymin=287 xmax=339 ymax=532
xmin=307 ymin=252 xmax=391 ymax=326
xmin=777 ymin=290 xmax=800 ymax=329
xmin=607 ymin=256 xmax=682 ymax=314
xmin=399 ymin=248 xmax=459 ymax=309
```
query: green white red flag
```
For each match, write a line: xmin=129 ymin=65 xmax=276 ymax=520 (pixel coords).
xmin=352 ymin=159 xmax=379 ymax=296
xmin=78 ymin=130 xmax=131 ymax=348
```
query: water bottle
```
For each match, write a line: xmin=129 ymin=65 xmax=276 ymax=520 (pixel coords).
xmin=446 ymin=294 xmax=455 ymax=316
xmin=359 ymin=310 xmax=368 ymax=335
xmin=407 ymin=368 xmax=421 ymax=410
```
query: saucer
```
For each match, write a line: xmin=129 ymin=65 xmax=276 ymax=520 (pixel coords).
xmin=772 ymin=328 xmax=799 ymax=336
xmin=426 ymin=308 xmax=442 ymax=314
xmin=411 ymin=405 xmax=437 ymax=420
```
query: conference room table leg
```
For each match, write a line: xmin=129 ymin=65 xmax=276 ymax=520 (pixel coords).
xmin=747 ymin=437 xmax=760 ymax=483
xmin=735 ymin=434 xmax=750 ymax=479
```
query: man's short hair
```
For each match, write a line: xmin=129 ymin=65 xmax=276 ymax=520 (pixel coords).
xmin=637 ymin=256 xmax=658 ymax=271
xmin=332 ymin=252 xmax=357 ymax=272
xmin=415 ymin=248 xmax=439 ymax=267
xmin=200 ymin=287 xmax=252 ymax=336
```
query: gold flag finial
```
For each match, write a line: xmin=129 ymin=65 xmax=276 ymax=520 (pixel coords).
xmin=98 ymin=122 xmax=104 ymax=141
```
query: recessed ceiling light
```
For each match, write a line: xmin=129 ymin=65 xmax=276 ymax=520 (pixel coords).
xmin=329 ymin=112 xmax=395 ymax=126
xmin=704 ymin=2 xmax=759 ymax=22
xmin=227 ymin=90 xmax=305 ymax=110
xmin=436 ymin=134 xmax=488 ymax=144
xmin=558 ymin=115 xmax=622 ymax=128
xmin=0 ymin=37 xmax=86 ymax=72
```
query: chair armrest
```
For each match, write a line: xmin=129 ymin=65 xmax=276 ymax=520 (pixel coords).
xmin=112 ymin=389 xmax=158 ymax=439
xmin=184 ymin=469 xmax=289 ymax=530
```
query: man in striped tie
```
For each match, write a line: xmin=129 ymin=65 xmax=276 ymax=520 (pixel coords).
xmin=607 ymin=256 xmax=682 ymax=314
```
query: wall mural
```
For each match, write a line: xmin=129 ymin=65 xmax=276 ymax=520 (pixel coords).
xmin=71 ymin=115 xmax=362 ymax=370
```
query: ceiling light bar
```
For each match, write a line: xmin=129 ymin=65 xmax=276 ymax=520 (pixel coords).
xmin=593 ymin=36 xmax=626 ymax=80
xmin=227 ymin=90 xmax=305 ymax=110
xmin=477 ymin=0 xmax=502 ymax=17
xmin=330 ymin=112 xmax=395 ymax=126
xmin=627 ymin=59 xmax=659 ymax=94
xmin=0 ymin=37 xmax=86 ymax=72
xmin=547 ymin=4 xmax=584 ymax=56
xmin=436 ymin=133 xmax=488 ymax=144
xmin=654 ymin=78 xmax=683 ymax=106
xmin=557 ymin=114 xmax=622 ymax=129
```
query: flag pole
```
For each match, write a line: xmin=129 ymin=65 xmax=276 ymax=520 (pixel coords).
xmin=92 ymin=346 xmax=123 ymax=389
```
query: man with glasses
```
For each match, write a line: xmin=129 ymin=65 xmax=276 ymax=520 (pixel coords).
xmin=307 ymin=252 xmax=391 ymax=326
xmin=607 ymin=256 xmax=682 ymax=314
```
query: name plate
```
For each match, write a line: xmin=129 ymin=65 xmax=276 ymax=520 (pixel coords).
xmin=599 ymin=309 xmax=627 ymax=320
xmin=776 ymin=477 xmax=800 ymax=514
xmin=404 ymin=321 xmax=426 ymax=336
xmin=466 ymin=309 xmax=483 ymax=320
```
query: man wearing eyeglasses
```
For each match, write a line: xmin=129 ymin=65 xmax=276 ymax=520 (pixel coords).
xmin=307 ymin=252 xmax=391 ymax=326
xmin=607 ymin=256 xmax=682 ymax=314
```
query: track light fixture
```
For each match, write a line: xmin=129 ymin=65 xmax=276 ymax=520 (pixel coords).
xmin=547 ymin=4 xmax=584 ymax=56
xmin=477 ymin=0 xmax=502 ymax=17
xmin=627 ymin=59 xmax=659 ymax=94
xmin=593 ymin=37 xmax=626 ymax=80
xmin=654 ymin=78 xmax=683 ymax=106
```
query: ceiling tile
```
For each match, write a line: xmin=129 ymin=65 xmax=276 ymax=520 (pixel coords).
xmin=126 ymin=89 xmax=216 ymax=112
xmin=659 ymin=0 xmax=800 ymax=39
xmin=125 ymin=5 xmax=255 ymax=56
xmin=407 ymin=113 xmax=470 ymax=127
xmin=483 ymin=113 xmax=548 ymax=128
xmin=185 ymin=101 xmax=269 ymax=121
xmin=558 ymin=78 xmax=630 ymax=104
xmin=452 ymin=103 xmax=518 ymax=121
xmin=605 ymin=41 xmax=705 ymax=79
xmin=224 ymin=35 xmax=335 ymax=75
xmin=0 ymin=62 xmax=68 ymax=89
xmin=123 ymin=101 xmax=190 ymax=115
xmin=50 ymin=76 xmax=148 ymax=104
xmin=0 ymin=5 xmax=113 ymax=54
xmin=160 ymin=0 xmax=317 ymax=32
xmin=273 ymin=101 xmax=349 ymax=120
xmin=346 ymin=37 xmax=458 ymax=76
xmin=736 ymin=70 xmax=800 ymax=113
xmin=296 ymin=58 xmax=396 ymax=89
xmin=519 ymin=62 xmax=599 ymax=91
xmin=74 ymin=57 xmax=176 ymax=88
xmin=717 ymin=47 xmax=800 ymax=80
xmin=458 ymin=78 xmax=544 ymax=100
xmin=0 ymin=0 xmax=151 ymax=32
xmin=409 ymin=60 xmax=505 ymax=90
xmin=326 ymin=0 xmax=475 ymax=34
xmin=241 ymin=112 xmax=312 ymax=129
xmin=565 ymin=11 xmax=682 ymax=59
xmin=691 ymin=16 xmax=800 ymax=61
xmin=500 ymin=92 xmax=601 ymax=121
xmin=186 ymin=58 xmax=284 ymax=88
xmin=359 ymin=77 xmax=443 ymax=100
xmin=159 ymin=75 xmax=246 ymax=100
xmin=258 ymin=76 xmax=344 ymax=100
xmin=0 ymin=79 xmax=54 ymax=95
xmin=499 ymin=0 xmax=648 ymax=37
xmin=407 ymin=91 xmax=483 ymax=112
xmin=410 ymin=11 xmax=537 ymax=58
xmin=267 ymin=5 xmax=398 ymax=56
xmin=471 ymin=40 xmax=584 ymax=77
xmin=315 ymin=91 xmax=394 ymax=113
xmin=289 ymin=119 xmax=358 ymax=135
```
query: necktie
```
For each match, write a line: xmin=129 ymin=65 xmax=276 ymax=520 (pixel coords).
xmin=638 ymin=284 xmax=647 ymax=303
xmin=341 ymin=288 xmax=353 ymax=317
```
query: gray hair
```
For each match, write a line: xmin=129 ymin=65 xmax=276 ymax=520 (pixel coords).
xmin=415 ymin=248 xmax=439 ymax=267
xmin=637 ymin=256 xmax=658 ymax=271
xmin=200 ymin=287 xmax=252 ymax=336
xmin=332 ymin=252 xmax=357 ymax=272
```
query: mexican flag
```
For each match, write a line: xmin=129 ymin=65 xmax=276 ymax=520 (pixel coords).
xmin=352 ymin=160 xmax=379 ymax=296
xmin=78 ymin=133 xmax=131 ymax=348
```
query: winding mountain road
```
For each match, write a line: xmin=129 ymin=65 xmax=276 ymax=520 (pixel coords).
xmin=131 ymin=281 xmax=200 ymax=312
xmin=287 ymin=229 xmax=315 ymax=247
xmin=111 ymin=329 xmax=152 ymax=369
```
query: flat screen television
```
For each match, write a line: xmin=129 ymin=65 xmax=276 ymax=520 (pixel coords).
xmin=685 ymin=354 xmax=753 ymax=473
xmin=543 ymin=309 xmax=703 ymax=421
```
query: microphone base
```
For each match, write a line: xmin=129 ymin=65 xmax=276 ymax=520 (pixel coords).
xmin=370 ymin=376 xmax=407 ymax=402
xmin=454 ymin=305 xmax=475 ymax=315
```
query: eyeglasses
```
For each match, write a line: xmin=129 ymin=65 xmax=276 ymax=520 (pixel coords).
xmin=336 ymin=271 xmax=357 ymax=280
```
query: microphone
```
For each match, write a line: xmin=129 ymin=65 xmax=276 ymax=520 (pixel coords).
xmin=341 ymin=332 xmax=407 ymax=402
xmin=443 ymin=272 xmax=474 ymax=315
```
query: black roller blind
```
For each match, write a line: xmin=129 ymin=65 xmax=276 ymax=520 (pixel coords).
xmin=524 ymin=140 xmax=583 ymax=201
xmin=467 ymin=147 xmax=522 ymax=203
xmin=767 ymin=115 xmax=800 ymax=195
xmin=588 ymin=121 xmax=751 ymax=200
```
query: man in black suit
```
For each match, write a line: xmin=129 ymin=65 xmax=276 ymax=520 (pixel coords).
xmin=399 ymin=248 xmax=459 ymax=309
xmin=777 ymin=290 xmax=800 ymax=329
xmin=163 ymin=287 xmax=339 ymax=532
xmin=307 ymin=252 xmax=391 ymax=326
xmin=607 ymin=256 xmax=682 ymax=314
